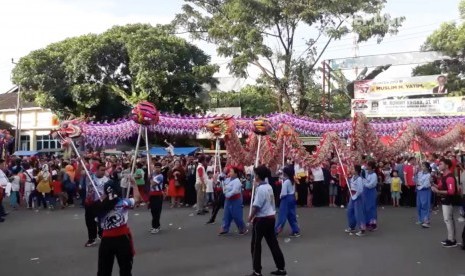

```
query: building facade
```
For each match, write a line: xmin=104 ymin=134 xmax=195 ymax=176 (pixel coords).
xmin=0 ymin=87 xmax=60 ymax=151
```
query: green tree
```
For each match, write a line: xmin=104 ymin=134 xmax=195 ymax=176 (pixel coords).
xmin=412 ymin=1 xmax=465 ymax=96
xmin=175 ymin=0 xmax=404 ymax=115
xmin=209 ymin=85 xmax=279 ymax=116
xmin=12 ymin=24 xmax=219 ymax=120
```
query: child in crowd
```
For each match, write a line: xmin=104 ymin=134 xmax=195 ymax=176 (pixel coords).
xmin=206 ymin=170 xmax=214 ymax=205
xmin=51 ymin=175 xmax=68 ymax=209
xmin=329 ymin=164 xmax=339 ymax=207
xmin=391 ymin=170 xmax=402 ymax=207
xmin=9 ymin=169 xmax=21 ymax=210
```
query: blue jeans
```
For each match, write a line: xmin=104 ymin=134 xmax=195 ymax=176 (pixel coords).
xmin=417 ymin=188 xmax=431 ymax=223
xmin=347 ymin=197 xmax=366 ymax=230
xmin=363 ymin=188 xmax=377 ymax=225
xmin=9 ymin=191 xmax=19 ymax=208
xmin=222 ymin=198 xmax=246 ymax=232
xmin=275 ymin=194 xmax=300 ymax=234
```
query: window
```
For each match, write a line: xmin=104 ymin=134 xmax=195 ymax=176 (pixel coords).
xmin=36 ymin=135 xmax=61 ymax=150
xmin=20 ymin=135 xmax=30 ymax=151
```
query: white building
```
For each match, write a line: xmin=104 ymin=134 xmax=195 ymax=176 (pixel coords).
xmin=0 ymin=87 xmax=60 ymax=151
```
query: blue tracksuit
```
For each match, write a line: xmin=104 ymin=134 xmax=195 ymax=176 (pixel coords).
xmin=363 ymin=172 xmax=378 ymax=225
xmin=221 ymin=177 xmax=246 ymax=232
xmin=275 ymin=178 xmax=300 ymax=234
xmin=347 ymin=175 xmax=366 ymax=230
xmin=416 ymin=171 xmax=432 ymax=223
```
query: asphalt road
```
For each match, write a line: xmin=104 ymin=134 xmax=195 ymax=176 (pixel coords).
xmin=1 ymin=204 xmax=465 ymax=276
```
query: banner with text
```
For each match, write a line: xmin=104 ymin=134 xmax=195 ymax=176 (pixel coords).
xmin=354 ymin=75 xmax=447 ymax=99
xmin=351 ymin=96 xmax=465 ymax=117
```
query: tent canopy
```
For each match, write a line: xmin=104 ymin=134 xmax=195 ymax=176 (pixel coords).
xmin=13 ymin=151 xmax=38 ymax=156
xmin=143 ymin=147 xmax=199 ymax=156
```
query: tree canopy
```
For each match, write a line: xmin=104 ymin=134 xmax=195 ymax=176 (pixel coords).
xmin=12 ymin=24 xmax=219 ymax=120
xmin=175 ymin=0 xmax=404 ymax=115
xmin=209 ymin=85 xmax=279 ymax=116
xmin=412 ymin=0 xmax=465 ymax=96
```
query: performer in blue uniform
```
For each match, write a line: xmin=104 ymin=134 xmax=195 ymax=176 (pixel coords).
xmin=364 ymin=161 xmax=378 ymax=231
xmin=275 ymin=166 xmax=300 ymax=237
xmin=345 ymin=165 xmax=367 ymax=236
xmin=219 ymin=166 xmax=248 ymax=235
xmin=247 ymin=165 xmax=286 ymax=276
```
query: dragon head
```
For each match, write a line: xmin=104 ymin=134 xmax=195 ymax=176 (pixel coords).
xmin=205 ymin=116 xmax=234 ymax=137
xmin=252 ymin=117 xmax=271 ymax=136
xmin=51 ymin=118 xmax=83 ymax=139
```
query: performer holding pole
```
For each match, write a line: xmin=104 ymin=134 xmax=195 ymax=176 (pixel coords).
xmin=247 ymin=165 xmax=287 ymax=276
xmin=127 ymin=125 xmax=143 ymax=198
xmin=97 ymin=175 xmax=142 ymax=276
xmin=250 ymin=135 xmax=262 ymax=216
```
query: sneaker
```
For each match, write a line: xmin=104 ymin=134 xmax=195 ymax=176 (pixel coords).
xmin=270 ymin=270 xmax=287 ymax=275
xmin=355 ymin=230 xmax=366 ymax=237
xmin=150 ymin=228 xmax=160 ymax=234
xmin=205 ymin=220 xmax=216 ymax=225
xmin=244 ymin=272 xmax=262 ymax=276
xmin=290 ymin=233 xmax=301 ymax=238
xmin=458 ymin=217 xmax=465 ymax=223
xmin=368 ymin=225 xmax=378 ymax=231
xmin=218 ymin=231 xmax=228 ymax=236
xmin=239 ymin=229 xmax=249 ymax=236
xmin=84 ymin=240 xmax=97 ymax=247
xmin=442 ymin=240 xmax=457 ymax=248
xmin=340 ymin=205 xmax=345 ymax=209
xmin=441 ymin=239 xmax=448 ymax=245
xmin=344 ymin=228 xmax=356 ymax=233
xmin=421 ymin=223 xmax=431 ymax=228
xmin=415 ymin=221 xmax=422 ymax=225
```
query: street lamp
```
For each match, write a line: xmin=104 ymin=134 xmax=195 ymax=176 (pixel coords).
xmin=11 ymin=58 xmax=21 ymax=152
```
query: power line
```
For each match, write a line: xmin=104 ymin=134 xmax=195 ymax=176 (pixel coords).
xmin=293 ymin=18 xmax=460 ymax=49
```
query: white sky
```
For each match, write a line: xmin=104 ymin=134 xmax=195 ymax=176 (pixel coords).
xmin=0 ymin=0 xmax=461 ymax=93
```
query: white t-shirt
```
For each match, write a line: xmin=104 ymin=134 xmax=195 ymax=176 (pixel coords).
xmin=206 ymin=178 xmax=214 ymax=193
xmin=253 ymin=183 xmax=276 ymax=217
xmin=311 ymin=167 xmax=324 ymax=182
xmin=24 ymin=169 xmax=35 ymax=192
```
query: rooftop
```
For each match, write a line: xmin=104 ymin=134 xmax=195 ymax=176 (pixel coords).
xmin=0 ymin=86 xmax=39 ymax=110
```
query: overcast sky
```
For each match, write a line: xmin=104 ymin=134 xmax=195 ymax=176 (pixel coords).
xmin=0 ymin=0 xmax=461 ymax=93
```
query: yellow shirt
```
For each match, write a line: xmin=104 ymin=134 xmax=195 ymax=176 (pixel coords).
xmin=391 ymin=177 xmax=402 ymax=192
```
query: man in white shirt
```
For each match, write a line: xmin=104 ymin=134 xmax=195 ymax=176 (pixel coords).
xmin=311 ymin=166 xmax=325 ymax=207
xmin=247 ymin=165 xmax=286 ymax=276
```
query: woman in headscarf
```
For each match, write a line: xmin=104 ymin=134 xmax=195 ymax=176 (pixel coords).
xmin=167 ymin=160 xmax=186 ymax=208
xmin=36 ymin=164 xmax=52 ymax=209
xmin=63 ymin=164 xmax=77 ymax=206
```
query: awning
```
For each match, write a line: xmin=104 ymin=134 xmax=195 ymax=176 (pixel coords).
xmin=13 ymin=151 xmax=38 ymax=156
xmin=142 ymin=147 xmax=200 ymax=156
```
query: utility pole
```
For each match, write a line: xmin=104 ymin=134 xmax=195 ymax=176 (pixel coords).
xmin=353 ymin=34 xmax=359 ymax=77
xmin=11 ymin=58 xmax=21 ymax=152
